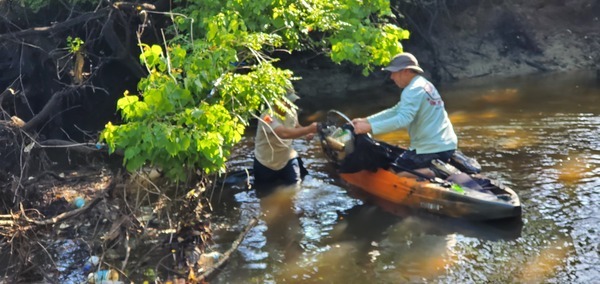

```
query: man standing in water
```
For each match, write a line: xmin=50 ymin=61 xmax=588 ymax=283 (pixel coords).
xmin=253 ymin=87 xmax=318 ymax=188
xmin=352 ymin=52 xmax=457 ymax=176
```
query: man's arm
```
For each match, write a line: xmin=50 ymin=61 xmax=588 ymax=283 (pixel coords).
xmin=273 ymin=122 xmax=318 ymax=139
xmin=368 ymin=89 xmax=422 ymax=135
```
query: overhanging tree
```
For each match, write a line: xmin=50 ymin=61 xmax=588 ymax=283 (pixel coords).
xmin=100 ymin=0 xmax=410 ymax=181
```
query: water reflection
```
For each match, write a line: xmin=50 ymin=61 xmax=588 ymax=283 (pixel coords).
xmin=517 ymin=237 xmax=572 ymax=283
xmin=475 ymin=88 xmax=521 ymax=105
xmin=215 ymin=71 xmax=600 ymax=283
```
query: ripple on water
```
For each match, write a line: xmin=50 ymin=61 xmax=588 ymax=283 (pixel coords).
xmin=216 ymin=73 xmax=600 ymax=283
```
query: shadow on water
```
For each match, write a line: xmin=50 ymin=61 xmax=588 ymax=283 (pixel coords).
xmin=340 ymin=188 xmax=523 ymax=243
xmin=212 ymin=174 xmax=523 ymax=283
xmin=213 ymin=70 xmax=599 ymax=283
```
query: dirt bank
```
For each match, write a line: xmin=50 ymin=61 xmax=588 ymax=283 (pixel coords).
xmin=288 ymin=0 xmax=600 ymax=100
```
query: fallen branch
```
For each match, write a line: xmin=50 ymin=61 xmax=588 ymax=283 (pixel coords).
xmin=197 ymin=217 xmax=259 ymax=282
xmin=21 ymin=176 xmax=116 ymax=226
xmin=0 ymin=8 xmax=110 ymax=41
xmin=0 ymin=79 xmax=19 ymax=107
xmin=21 ymin=87 xmax=84 ymax=133
xmin=38 ymin=139 xmax=102 ymax=155
xmin=0 ymin=215 xmax=15 ymax=226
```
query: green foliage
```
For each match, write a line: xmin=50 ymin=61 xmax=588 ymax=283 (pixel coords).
xmin=101 ymin=0 xmax=410 ymax=180
xmin=67 ymin=36 xmax=84 ymax=54
xmin=172 ymin=0 xmax=409 ymax=72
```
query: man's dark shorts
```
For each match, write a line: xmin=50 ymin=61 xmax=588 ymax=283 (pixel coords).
xmin=253 ymin=157 xmax=308 ymax=187
xmin=395 ymin=149 xmax=455 ymax=169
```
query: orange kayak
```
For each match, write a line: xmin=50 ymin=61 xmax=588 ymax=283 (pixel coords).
xmin=339 ymin=168 xmax=521 ymax=220
xmin=318 ymin=111 xmax=521 ymax=220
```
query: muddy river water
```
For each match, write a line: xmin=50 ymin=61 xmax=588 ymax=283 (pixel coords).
xmin=211 ymin=71 xmax=599 ymax=283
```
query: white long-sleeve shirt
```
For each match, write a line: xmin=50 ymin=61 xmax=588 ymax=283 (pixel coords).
xmin=367 ymin=75 xmax=457 ymax=154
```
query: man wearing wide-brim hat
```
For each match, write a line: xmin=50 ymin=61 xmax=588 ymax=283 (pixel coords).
xmin=352 ymin=52 xmax=458 ymax=177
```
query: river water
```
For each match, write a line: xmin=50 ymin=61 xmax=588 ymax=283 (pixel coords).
xmin=210 ymin=71 xmax=599 ymax=283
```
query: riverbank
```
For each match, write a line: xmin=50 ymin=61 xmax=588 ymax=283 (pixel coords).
xmin=285 ymin=1 xmax=600 ymax=100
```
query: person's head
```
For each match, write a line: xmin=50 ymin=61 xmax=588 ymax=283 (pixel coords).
xmin=275 ymin=84 xmax=300 ymax=115
xmin=383 ymin=52 xmax=423 ymax=88
xmin=285 ymin=87 xmax=300 ymax=103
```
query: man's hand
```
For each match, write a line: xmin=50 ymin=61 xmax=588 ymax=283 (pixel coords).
xmin=352 ymin=118 xmax=372 ymax=134
xmin=305 ymin=122 xmax=318 ymax=140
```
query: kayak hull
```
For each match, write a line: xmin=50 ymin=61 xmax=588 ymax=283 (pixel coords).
xmin=340 ymin=169 xmax=521 ymax=220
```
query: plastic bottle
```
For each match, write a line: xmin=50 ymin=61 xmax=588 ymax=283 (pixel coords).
xmin=73 ymin=196 xmax=85 ymax=208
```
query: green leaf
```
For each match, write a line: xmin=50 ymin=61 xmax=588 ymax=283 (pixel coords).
xmin=104 ymin=0 xmax=411 ymax=180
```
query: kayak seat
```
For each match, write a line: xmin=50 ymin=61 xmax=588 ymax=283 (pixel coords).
xmin=430 ymin=159 xmax=461 ymax=179
xmin=471 ymin=175 xmax=511 ymax=195
xmin=450 ymin=150 xmax=481 ymax=174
